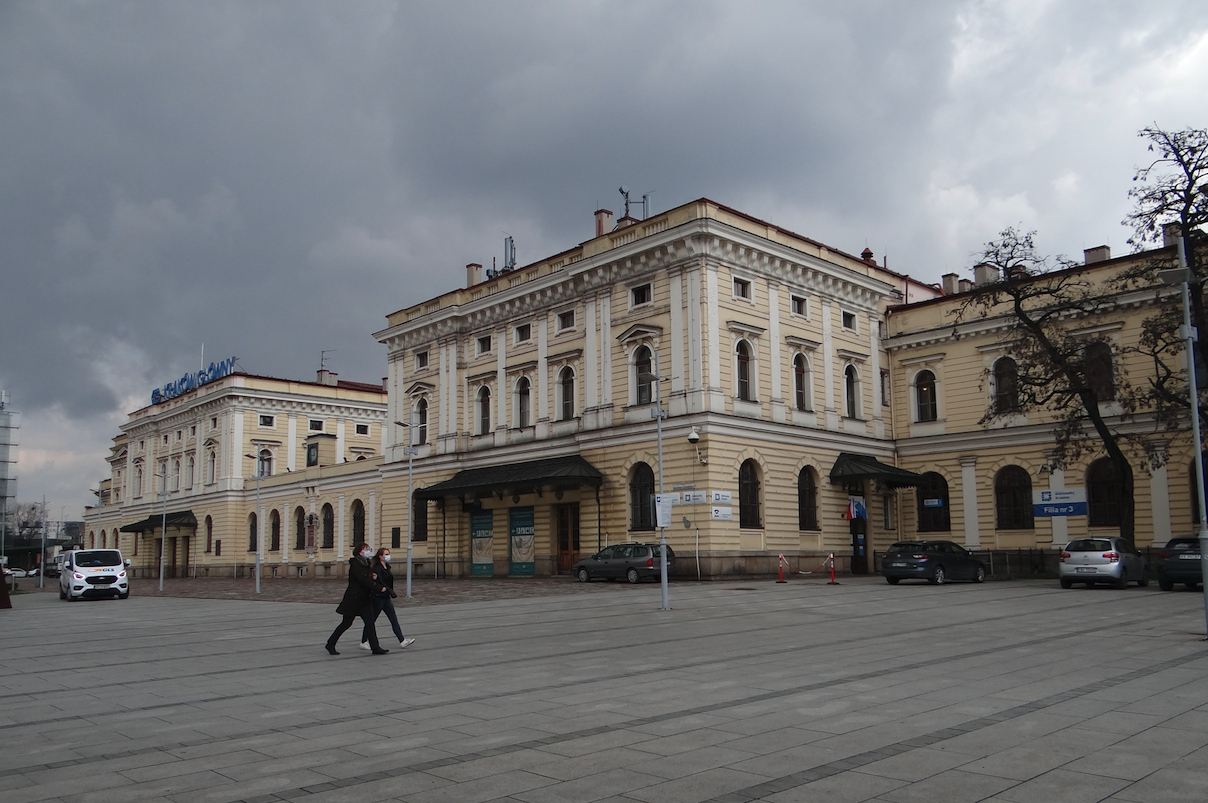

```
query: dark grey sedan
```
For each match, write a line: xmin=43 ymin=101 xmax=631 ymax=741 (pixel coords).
xmin=573 ymin=542 xmax=676 ymax=584
xmin=1155 ymin=537 xmax=1204 ymax=591
xmin=882 ymin=540 xmax=986 ymax=585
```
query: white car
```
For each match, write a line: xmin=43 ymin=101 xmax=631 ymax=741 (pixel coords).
xmin=59 ymin=549 xmax=130 ymax=601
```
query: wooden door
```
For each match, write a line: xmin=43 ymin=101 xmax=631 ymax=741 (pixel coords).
xmin=555 ymin=504 xmax=580 ymax=573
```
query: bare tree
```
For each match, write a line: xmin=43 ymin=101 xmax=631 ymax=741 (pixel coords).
xmin=6 ymin=501 xmax=45 ymax=541
xmin=954 ymin=228 xmax=1151 ymax=543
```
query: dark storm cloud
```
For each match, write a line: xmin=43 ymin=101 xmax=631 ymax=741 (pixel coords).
xmin=1 ymin=0 xmax=1206 ymax=513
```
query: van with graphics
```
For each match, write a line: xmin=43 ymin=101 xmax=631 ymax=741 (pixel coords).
xmin=59 ymin=549 xmax=130 ymax=601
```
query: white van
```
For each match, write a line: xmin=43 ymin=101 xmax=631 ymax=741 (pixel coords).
xmin=59 ymin=549 xmax=130 ymax=601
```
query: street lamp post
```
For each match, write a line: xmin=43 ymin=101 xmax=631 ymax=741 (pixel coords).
xmin=1160 ymin=235 xmax=1208 ymax=640
xmin=394 ymin=419 xmax=419 ymax=598
xmin=639 ymin=358 xmax=670 ymax=612
xmin=243 ymin=453 xmax=263 ymax=595
xmin=154 ymin=469 xmax=169 ymax=592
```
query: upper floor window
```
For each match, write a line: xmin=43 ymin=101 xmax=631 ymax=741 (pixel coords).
xmin=1087 ymin=458 xmax=1123 ymax=526
xmin=415 ymin=399 xmax=428 ymax=445
xmin=257 ymin=448 xmax=272 ymax=478
xmin=634 ymin=345 xmax=653 ymax=405
xmin=557 ymin=309 xmax=576 ymax=332
xmin=309 ymin=419 xmax=324 ymax=432
xmin=415 ymin=350 xmax=429 ymax=370
xmin=514 ymin=323 xmax=532 ymax=344
xmin=477 ymin=387 xmax=492 ymax=435
xmin=1084 ymin=342 xmax=1114 ymax=401
xmin=631 ymin=283 xmax=652 ymax=307
xmin=516 ymin=377 xmax=531 ymax=428
xmin=736 ymin=341 xmax=753 ymax=401
xmin=793 ymin=354 xmax=810 ymax=411
xmin=211 ymin=417 xmax=218 ymax=429
xmin=355 ymin=423 xmax=369 ymax=436
xmin=994 ymin=357 xmax=1020 ymax=413
xmin=790 ymin=294 xmax=808 ymax=317
xmin=259 ymin=414 xmax=275 ymax=427
xmin=915 ymin=370 xmax=937 ymax=422
xmin=477 ymin=335 xmax=492 ymax=355
xmin=558 ymin=367 xmax=575 ymax=421
xmin=841 ymin=310 xmax=857 ymax=331
xmin=733 ymin=277 xmax=751 ymax=300
xmin=844 ymin=365 xmax=861 ymax=419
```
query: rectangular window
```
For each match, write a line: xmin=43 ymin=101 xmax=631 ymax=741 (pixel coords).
xmin=791 ymin=294 xmax=808 ymax=317
xmin=355 ymin=423 xmax=369 ymax=436
xmin=211 ymin=417 xmax=218 ymax=429
xmin=163 ymin=435 xmax=169 ymax=445
xmin=259 ymin=414 xmax=275 ymax=427
xmin=477 ymin=335 xmax=492 ymax=355
xmin=881 ymin=371 xmax=891 ymax=406
xmin=733 ymin=278 xmax=751 ymax=299
xmin=190 ymin=426 xmax=196 ymax=437
xmin=842 ymin=310 xmax=857 ymax=331
xmin=415 ymin=351 xmax=429 ymax=370
xmin=557 ymin=310 xmax=575 ymax=331
xmin=515 ymin=323 xmax=531 ymax=343
xmin=175 ymin=430 xmax=182 ymax=441
xmin=413 ymin=500 xmax=429 ymax=542
xmin=631 ymin=283 xmax=652 ymax=307
xmin=883 ymin=494 xmax=895 ymax=529
xmin=391 ymin=526 xmax=401 ymax=549
xmin=309 ymin=419 xmax=324 ymax=432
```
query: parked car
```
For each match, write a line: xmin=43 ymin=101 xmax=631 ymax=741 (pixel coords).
xmin=882 ymin=540 xmax=986 ymax=585
xmin=1155 ymin=537 xmax=1204 ymax=591
xmin=59 ymin=548 xmax=130 ymax=601
xmin=573 ymin=542 xmax=676 ymax=584
xmin=1059 ymin=537 xmax=1148 ymax=589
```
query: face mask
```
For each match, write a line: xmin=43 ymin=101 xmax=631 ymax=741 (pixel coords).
xmin=383 ymin=555 xmax=391 ymax=563
xmin=361 ymin=549 xmax=372 ymax=559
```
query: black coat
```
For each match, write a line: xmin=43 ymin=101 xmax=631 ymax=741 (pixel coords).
xmin=373 ymin=560 xmax=396 ymax=597
xmin=336 ymin=556 xmax=383 ymax=617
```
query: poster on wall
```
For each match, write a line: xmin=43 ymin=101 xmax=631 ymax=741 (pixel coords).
xmin=470 ymin=510 xmax=494 ymax=577
xmin=509 ymin=506 xmax=535 ymax=576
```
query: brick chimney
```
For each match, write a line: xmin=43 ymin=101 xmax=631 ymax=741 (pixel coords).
xmin=861 ymin=247 xmax=877 ymax=266
xmin=974 ymin=262 xmax=1000 ymax=286
xmin=1163 ymin=222 xmax=1182 ymax=247
xmin=1083 ymin=245 xmax=1111 ymax=264
xmin=595 ymin=209 xmax=614 ymax=237
xmin=466 ymin=262 xmax=482 ymax=288
xmin=941 ymin=273 xmax=959 ymax=294
xmin=317 ymin=369 xmax=338 ymax=386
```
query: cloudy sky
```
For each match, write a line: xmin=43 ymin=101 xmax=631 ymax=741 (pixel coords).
xmin=2 ymin=0 xmax=1206 ymax=521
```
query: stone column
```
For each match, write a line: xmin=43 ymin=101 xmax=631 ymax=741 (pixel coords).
xmin=959 ymin=456 xmax=980 ymax=548
xmin=1148 ymin=441 xmax=1171 ymax=545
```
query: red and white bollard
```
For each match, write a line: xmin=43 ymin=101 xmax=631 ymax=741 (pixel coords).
xmin=776 ymin=554 xmax=787 ymax=583
xmin=827 ymin=553 xmax=840 ymax=585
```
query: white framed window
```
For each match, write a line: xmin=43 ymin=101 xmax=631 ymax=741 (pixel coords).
xmin=186 ymin=456 xmax=195 ymax=489
xmin=415 ymin=350 xmax=429 ymax=370
xmin=630 ymin=283 xmax=652 ymax=308
xmin=211 ymin=417 xmax=218 ymax=429
xmin=175 ymin=430 xmax=182 ymax=441
xmin=415 ymin=399 xmax=428 ymax=445
xmin=190 ymin=425 xmax=196 ymax=437
xmin=557 ymin=366 xmax=576 ymax=421
xmin=844 ymin=364 xmax=862 ymax=419
xmin=477 ymin=335 xmax=492 ymax=355
xmin=733 ymin=277 xmax=752 ymax=300
xmin=514 ymin=322 xmax=532 ymax=344
xmin=309 ymin=419 xmax=324 ymax=432
xmin=841 ymin=310 xmax=857 ymax=332
xmin=355 ymin=423 xmax=369 ymax=436
xmin=556 ymin=309 xmax=576 ymax=332
xmin=259 ymin=414 xmax=275 ymax=428
xmin=515 ymin=376 xmax=532 ymax=428
xmin=790 ymin=294 xmax=809 ymax=318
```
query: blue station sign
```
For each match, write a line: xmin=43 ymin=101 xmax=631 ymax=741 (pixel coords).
xmin=151 ymin=357 xmax=237 ymax=405
xmin=1033 ymin=488 xmax=1088 ymax=517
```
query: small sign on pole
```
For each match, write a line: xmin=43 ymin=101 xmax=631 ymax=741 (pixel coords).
xmin=654 ymin=495 xmax=675 ymax=528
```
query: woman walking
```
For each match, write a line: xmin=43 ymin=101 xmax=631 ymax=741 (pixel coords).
xmin=325 ymin=542 xmax=390 ymax=655
xmin=361 ymin=547 xmax=416 ymax=650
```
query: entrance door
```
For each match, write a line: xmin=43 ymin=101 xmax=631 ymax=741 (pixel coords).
xmin=555 ymin=504 xmax=580 ymax=573
xmin=168 ymin=537 xmax=178 ymax=579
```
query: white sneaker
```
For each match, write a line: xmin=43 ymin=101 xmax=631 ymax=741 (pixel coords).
xmin=358 ymin=641 xmax=371 ymax=650
xmin=399 ymin=638 xmax=416 ymax=649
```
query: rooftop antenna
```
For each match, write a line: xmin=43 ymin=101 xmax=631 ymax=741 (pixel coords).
xmin=618 ymin=187 xmax=653 ymax=220
xmin=619 ymin=186 xmax=630 ymax=218
xmin=503 ymin=234 xmax=517 ymax=272
xmin=320 ymin=350 xmax=337 ymax=371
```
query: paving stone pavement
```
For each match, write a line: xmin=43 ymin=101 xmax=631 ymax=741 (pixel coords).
xmin=2 ymin=575 xmax=1207 ymax=802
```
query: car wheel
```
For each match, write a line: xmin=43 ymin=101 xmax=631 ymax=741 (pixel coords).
xmin=1137 ymin=573 xmax=1149 ymax=587
xmin=59 ymin=588 xmax=67 ymax=599
xmin=626 ymin=568 xmax=641 ymax=584
xmin=576 ymin=568 xmax=590 ymax=583
xmin=1114 ymin=570 xmax=1128 ymax=589
xmin=1159 ymin=578 xmax=1174 ymax=591
xmin=119 ymin=593 xmax=129 ymax=600
xmin=886 ymin=577 xmax=900 ymax=584
xmin=972 ymin=566 xmax=986 ymax=584
xmin=929 ymin=565 xmax=946 ymax=585
xmin=1060 ymin=577 xmax=1073 ymax=589
xmin=1187 ymin=582 xmax=1201 ymax=591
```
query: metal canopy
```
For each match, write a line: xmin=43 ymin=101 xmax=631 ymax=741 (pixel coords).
xmin=414 ymin=455 xmax=603 ymax=501
xmin=119 ymin=510 xmax=198 ymax=533
xmin=829 ymin=453 xmax=926 ymax=489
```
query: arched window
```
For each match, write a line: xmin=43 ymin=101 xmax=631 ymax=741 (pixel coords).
xmin=635 ymin=346 xmax=653 ymax=405
xmin=294 ymin=507 xmax=306 ymax=550
xmin=100 ymin=529 xmax=107 ymax=549
xmin=736 ymin=341 xmax=752 ymax=401
xmin=629 ymin=462 xmax=655 ymax=531
xmin=186 ymin=455 xmax=195 ymax=488
xmin=995 ymin=466 xmax=1033 ymax=529
xmin=1087 ymin=458 xmax=1123 ymax=526
xmin=845 ymin=365 xmax=860 ymax=419
xmin=916 ymin=472 xmax=951 ymax=532
xmin=248 ymin=512 xmax=258 ymax=552
xmin=321 ymin=503 xmax=334 ymax=549
xmin=739 ymin=459 xmax=762 ymax=528
xmin=89 ymin=531 xmax=95 ymax=548
xmin=257 ymin=448 xmax=272 ymax=478
xmin=794 ymin=354 xmax=810 ymax=411
xmin=136 ymin=467 xmax=144 ymax=497
xmin=1084 ymin=342 xmax=1114 ymax=401
xmin=172 ymin=459 xmax=181 ymax=490
xmin=516 ymin=376 xmax=531 ymax=428
xmin=915 ymin=370 xmax=937 ymax=422
xmin=205 ymin=515 xmax=213 ymax=552
xmin=558 ymin=366 xmax=575 ymax=421
xmin=269 ymin=509 xmax=281 ymax=551
xmin=798 ymin=467 xmax=819 ymax=530
xmin=415 ymin=399 xmax=428 ymax=445
xmin=351 ymin=499 xmax=365 ymax=542
xmin=207 ymin=451 xmax=216 ymax=484
xmin=477 ymin=387 xmax=492 ymax=435
xmin=994 ymin=357 xmax=1020 ymax=413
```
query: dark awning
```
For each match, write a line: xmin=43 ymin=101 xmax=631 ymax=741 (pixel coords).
xmin=415 ymin=455 xmax=603 ymax=501
xmin=829 ymin=453 xmax=926 ymax=489
xmin=119 ymin=510 xmax=198 ymax=533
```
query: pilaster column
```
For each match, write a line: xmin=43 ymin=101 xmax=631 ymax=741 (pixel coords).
xmin=959 ymin=456 xmax=980 ymax=548
xmin=769 ymin=280 xmax=784 ymax=423
xmin=821 ymin=300 xmax=836 ymax=429
xmin=1148 ymin=440 xmax=1171 ymax=545
xmin=1045 ymin=450 xmax=1067 ymax=546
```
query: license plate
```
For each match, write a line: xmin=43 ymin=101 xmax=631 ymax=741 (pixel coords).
xmin=890 ymin=562 xmax=908 ymax=568
xmin=1179 ymin=554 xmax=1201 ymax=560
xmin=1075 ymin=567 xmax=1096 ymax=573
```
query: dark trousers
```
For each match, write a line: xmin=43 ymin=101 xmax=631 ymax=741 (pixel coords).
xmin=327 ymin=611 xmax=381 ymax=650
xmin=363 ymin=596 xmax=404 ymax=643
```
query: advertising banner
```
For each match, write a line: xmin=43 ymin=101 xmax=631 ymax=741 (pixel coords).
xmin=508 ymin=506 xmax=535 ymax=576
xmin=470 ymin=510 xmax=494 ymax=577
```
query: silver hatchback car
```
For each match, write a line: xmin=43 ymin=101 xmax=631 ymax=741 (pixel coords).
xmin=1058 ymin=537 xmax=1148 ymax=589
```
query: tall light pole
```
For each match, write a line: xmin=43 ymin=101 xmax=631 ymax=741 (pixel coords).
xmin=243 ymin=452 xmax=264 ymax=595
xmin=639 ymin=355 xmax=670 ymax=611
xmin=1160 ymin=235 xmax=1208 ymax=639
xmin=154 ymin=468 xmax=169 ymax=591
xmin=394 ymin=419 xmax=419 ymax=598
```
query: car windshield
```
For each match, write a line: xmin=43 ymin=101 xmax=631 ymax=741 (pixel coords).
xmin=887 ymin=543 xmax=926 ymax=554
xmin=1066 ymin=539 xmax=1112 ymax=552
xmin=74 ymin=551 xmax=122 ymax=567
xmin=1167 ymin=539 xmax=1200 ymax=551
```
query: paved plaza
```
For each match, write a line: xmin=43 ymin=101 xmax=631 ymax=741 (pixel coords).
xmin=2 ymin=575 xmax=1207 ymax=803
